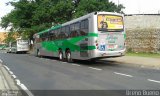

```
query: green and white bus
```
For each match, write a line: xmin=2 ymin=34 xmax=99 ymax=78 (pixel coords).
xmin=33 ymin=11 xmax=126 ymax=62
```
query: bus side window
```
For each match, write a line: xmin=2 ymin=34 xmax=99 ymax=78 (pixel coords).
xmin=50 ymin=30 xmax=56 ymax=41
xmin=57 ymin=28 xmax=61 ymax=40
xmin=65 ymin=25 xmax=70 ymax=38
xmin=61 ymin=27 xmax=66 ymax=39
xmin=41 ymin=34 xmax=44 ymax=41
xmin=70 ymin=22 xmax=80 ymax=38
xmin=75 ymin=22 xmax=80 ymax=36
xmin=51 ymin=30 xmax=54 ymax=40
xmin=39 ymin=34 xmax=42 ymax=42
xmin=80 ymin=19 xmax=88 ymax=36
xmin=55 ymin=29 xmax=58 ymax=40
xmin=44 ymin=32 xmax=49 ymax=41
xmin=49 ymin=30 xmax=52 ymax=40
xmin=47 ymin=32 xmax=50 ymax=41
xmin=70 ymin=24 xmax=75 ymax=38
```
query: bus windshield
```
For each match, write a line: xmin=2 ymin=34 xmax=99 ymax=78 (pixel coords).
xmin=98 ymin=14 xmax=124 ymax=32
xmin=17 ymin=40 xmax=28 ymax=43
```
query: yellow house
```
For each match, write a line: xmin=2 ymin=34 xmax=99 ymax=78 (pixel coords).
xmin=0 ymin=32 xmax=19 ymax=44
xmin=0 ymin=32 xmax=8 ymax=44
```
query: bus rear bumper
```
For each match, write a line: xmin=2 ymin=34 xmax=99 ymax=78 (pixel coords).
xmin=92 ymin=49 xmax=126 ymax=59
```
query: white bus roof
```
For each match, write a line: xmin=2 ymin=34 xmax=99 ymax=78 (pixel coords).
xmin=62 ymin=11 xmax=123 ymax=26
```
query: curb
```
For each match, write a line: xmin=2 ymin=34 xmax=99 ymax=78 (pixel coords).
xmin=105 ymin=57 xmax=160 ymax=70
xmin=0 ymin=63 xmax=34 ymax=96
xmin=119 ymin=61 xmax=160 ymax=70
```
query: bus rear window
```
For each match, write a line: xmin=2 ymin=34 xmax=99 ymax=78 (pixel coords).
xmin=97 ymin=15 xmax=124 ymax=32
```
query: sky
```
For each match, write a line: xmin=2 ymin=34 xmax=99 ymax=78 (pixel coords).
xmin=110 ymin=0 xmax=160 ymax=14
xmin=0 ymin=0 xmax=13 ymax=18
xmin=0 ymin=0 xmax=14 ymax=32
xmin=1 ymin=0 xmax=160 ymax=32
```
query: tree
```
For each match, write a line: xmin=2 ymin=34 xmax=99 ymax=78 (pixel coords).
xmin=3 ymin=32 xmax=17 ymax=44
xmin=0 ymin=0 xmax=125 ymax=40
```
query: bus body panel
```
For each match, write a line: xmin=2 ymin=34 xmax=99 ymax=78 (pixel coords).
xmin=33 ymin=11 xmax=126 ymax=60
xmin=10 ymin=39 xmax=29 ymax=53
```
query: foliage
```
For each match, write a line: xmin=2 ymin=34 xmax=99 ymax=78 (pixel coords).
xmin=73 ymin=0 xmax=125 ymax=18
xmin=3 ymin=32 xmax=17 ymax=44
xmin=0 ymin=0 xmax=125 ymax=40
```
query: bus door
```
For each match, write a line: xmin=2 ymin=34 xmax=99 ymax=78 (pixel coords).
xmin=97 ymin=14 xmax=125 ymax=52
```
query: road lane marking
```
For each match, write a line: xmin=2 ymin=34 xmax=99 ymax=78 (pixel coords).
xmin=4 ymin=65 xmax=10 ymax=71
xmin=114 ymin=72 xmax=133 ymax=77
xmin=155 ymin=67 xmax=160 ymax=70
xmin=12 ymin=75 xmax=17 ymax=79
xmin=0 ymin=59 xmax=3 ymax=63
xmin=3 ymin=65 xmax=34 ymax=96
xmin=20 ymin=84 xmax=34 ymax=96
xmin=16 ymin=79 xmax=21 ymax=85
xmin=88 ymin=67 xmax=102 ymax=71
xmin=141 ymin=66 xmax=145 ymax=68
xmin=62 ymin=62 xmax=67 ymax=63
xmin=9 ymin=71 xmax=13 ymax=75
xmin=148 ymin=79 xmax=160 ymax=84
xmin=71 ymin=64 xmax=80 ymax=66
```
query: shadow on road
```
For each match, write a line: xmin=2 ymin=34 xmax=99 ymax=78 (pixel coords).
xmin=39 ymin=56 xmax=123 ymax=68
xmin=74 ymin=59 xmax=123 ymax=67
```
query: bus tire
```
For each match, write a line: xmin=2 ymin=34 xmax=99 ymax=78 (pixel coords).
xmin=66 ymin=50 xmax=72 ymax=62
xmin=59 ymin=50 xmax=64 ymax=61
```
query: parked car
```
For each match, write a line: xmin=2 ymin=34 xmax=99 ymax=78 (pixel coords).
xmin=5 ymin=47 xmax=11 ymax=53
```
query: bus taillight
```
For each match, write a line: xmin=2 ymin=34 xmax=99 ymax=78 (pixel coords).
xmin=124 ymin=42 xmax=126 ymax=46
xmin=95 ymin=40 xmax=99 ymax=49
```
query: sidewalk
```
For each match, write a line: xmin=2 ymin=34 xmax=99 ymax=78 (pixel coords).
xmin=106 ymin=56 xmax=160 ymax=69
xmin=0 ymin=63 xmax=22 ymax=96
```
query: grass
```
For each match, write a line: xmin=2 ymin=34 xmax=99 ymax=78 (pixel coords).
xmin=126 ymin=52 xmax=160 ymax=58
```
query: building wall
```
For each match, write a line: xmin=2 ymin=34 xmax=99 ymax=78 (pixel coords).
xmin=125 ymin=15 xmax=160 ymax=29
xmin=0 ymin=32 xmax=8 ymax=44
xmin=125 ymin=15 xmax=160 ymax=53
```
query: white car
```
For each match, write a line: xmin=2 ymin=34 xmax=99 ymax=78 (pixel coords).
xmin=5 ymin=47 xmax=11 ymax=53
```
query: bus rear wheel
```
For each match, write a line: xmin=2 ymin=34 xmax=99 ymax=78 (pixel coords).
xmin=66 ymin=50 xmax=72 ymax=62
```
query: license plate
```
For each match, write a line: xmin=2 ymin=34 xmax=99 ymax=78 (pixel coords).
xmin=108 ymin=45 xmax=114 ymax=49
xmin=108 ymin=45 xmax=117 ymax=49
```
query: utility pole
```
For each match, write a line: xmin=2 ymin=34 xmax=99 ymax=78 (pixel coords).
xmin=118 ymin=0 xmax=119 ymax=6
xmin=158 ymin=10 xmax=160 ymax=14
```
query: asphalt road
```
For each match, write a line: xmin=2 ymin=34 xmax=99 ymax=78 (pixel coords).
xmin=0 ymin=50 xmax=160 ymax=96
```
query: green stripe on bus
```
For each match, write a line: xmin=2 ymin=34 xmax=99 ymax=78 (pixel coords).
xmin=41 ymin=32 xmax=98 ymax=52
xmin=88 ymin=33 xmax=98 ymax=37
xmin=50 ymin=25 xmax=62 ymax=30
xmin=37 ymin=29 xmax=50 ymax=35
xmin=124 ymin=33 xmax=126 ymax=39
